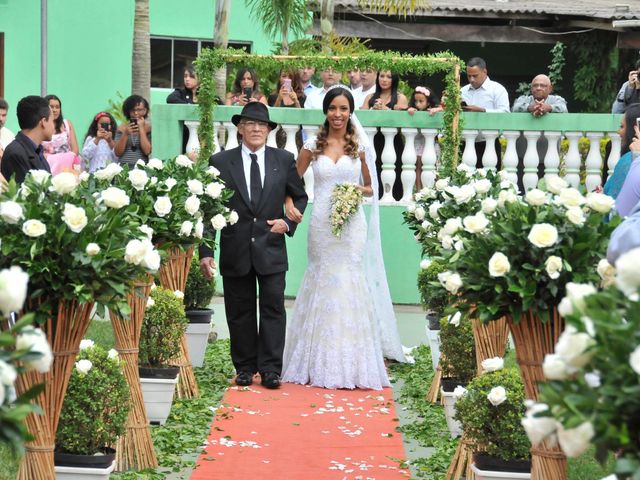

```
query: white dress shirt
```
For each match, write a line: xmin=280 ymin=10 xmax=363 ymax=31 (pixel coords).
xmin=241 ymin=143 xmax=265 ymax=200
xmin=352 ymin=84 xmax=376 ymax=110
xmin=0 ymin=126 xmax=15 ymax=149
xmin=461 ymin=77 xmax=510 ymax=113
xmin=304 ymin=88 xmax=329 ymax=110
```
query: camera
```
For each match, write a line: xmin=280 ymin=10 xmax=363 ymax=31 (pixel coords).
xmin=243 ymin=87 xmax=252 ymax=99
xmin=100 ymin=122 xmax=109 ymax=130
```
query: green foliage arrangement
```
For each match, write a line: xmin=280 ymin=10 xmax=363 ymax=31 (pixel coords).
xmin=56 ymin=342 xmax=129 ymax=455
xmin=439 ymin=314 xmax=476 ymax=385
xmin=455 ymin=368 xmax=530 ymax=462
xmin=195 ymin=47 xmax=463 ymax=174
xmin=184 ymin=256 xmax=216 ymax=311
xmin=417 ymin=259 xmax=449 ymax=315
xmin=139 ymin=287 xmax=188 ymax=368
xmin=531 ymin=256 xmax=640 ymax=477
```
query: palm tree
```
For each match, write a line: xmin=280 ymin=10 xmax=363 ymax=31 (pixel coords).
xmin=246 ymin=0 xmax=310 ymax=54
xmin=132 ymin=0 xmax=150 ymax=101
xmin=214 ymin=0 xmax=230 ymax=103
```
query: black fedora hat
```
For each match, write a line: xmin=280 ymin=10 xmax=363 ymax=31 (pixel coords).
xmin=231 ymin=102 xmax=277 ymax=130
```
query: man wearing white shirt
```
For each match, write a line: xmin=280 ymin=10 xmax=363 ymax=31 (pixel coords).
xmin=304 ymin=69 xmax=342 ymax=110
xmin=0 ymin=99 xmax=16 ymax=162
xmin=460 ymin=57 xmax=509 ymax=167
xmin=352 ymin=68 xmax=377 ymax=110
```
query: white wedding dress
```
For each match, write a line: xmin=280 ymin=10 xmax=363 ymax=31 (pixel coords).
xmin=282 ymin=143 xmax=391 ymax=390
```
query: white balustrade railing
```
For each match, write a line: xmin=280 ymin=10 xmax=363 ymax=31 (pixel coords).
xmin=182 ymin=120 xmax=623 ymax=204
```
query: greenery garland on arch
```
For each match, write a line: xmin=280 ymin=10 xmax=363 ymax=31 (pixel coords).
xmin=194 ymin=47 xmax=464 ymax=176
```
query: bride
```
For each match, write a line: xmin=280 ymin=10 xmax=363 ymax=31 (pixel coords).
xmin=282 ymin=86 xmax=404 ymax=390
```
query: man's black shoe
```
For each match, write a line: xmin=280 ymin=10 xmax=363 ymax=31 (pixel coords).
xmin=261 ymin=372 xmax=281 ymax=389
xmin=235 ymin=371 xmax=254 ymax=386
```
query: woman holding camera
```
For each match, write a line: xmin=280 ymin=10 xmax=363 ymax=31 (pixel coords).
xmin=225 ymin=68 xmax=268 ymax=107
xmin=114 ymin=95 xmax=151 ymax=167
xmin=81 ymin=112 xmax=118 ymax=173
xmin=268 ymin=69 xmax=305 ymax=108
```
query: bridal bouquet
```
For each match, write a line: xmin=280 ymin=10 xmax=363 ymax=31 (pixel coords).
xmin=330 ymin=183 xmax=363 ymax=237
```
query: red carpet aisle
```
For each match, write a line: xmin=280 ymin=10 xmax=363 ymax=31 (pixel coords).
xmin=190 ymin=380 xmax=410 ymax=479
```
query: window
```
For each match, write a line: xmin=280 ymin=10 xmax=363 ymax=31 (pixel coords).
xmin=151 ymin=37 xmax=252 ymax=88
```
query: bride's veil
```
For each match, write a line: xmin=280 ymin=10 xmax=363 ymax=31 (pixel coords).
xmin=350 ymin=111 xmax=406 ymax=362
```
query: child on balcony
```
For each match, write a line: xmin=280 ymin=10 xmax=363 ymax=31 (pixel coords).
xmin=408 ymin=86 xmax=441 ymax=189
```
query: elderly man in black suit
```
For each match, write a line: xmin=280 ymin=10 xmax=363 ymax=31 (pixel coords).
xmin=0 ymin=96 xmax=53 ymax=183
xmin=200 ymin=102 xmax=308 ymax=389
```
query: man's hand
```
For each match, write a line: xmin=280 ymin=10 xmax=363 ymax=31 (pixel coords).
xmin=267 ymin=218 xmax=288 ymax=234
xmin=462 ymin=104 xmax=485 ymax=112
xmin=200 ymin=257 xmax=217 ymax=279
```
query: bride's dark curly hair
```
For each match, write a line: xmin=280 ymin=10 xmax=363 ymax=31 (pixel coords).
xmin=314 ymin=87 xmax=359 ymax=159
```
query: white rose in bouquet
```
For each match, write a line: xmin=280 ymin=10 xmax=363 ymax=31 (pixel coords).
xmin=136 ymin=159 xmax=146 ymax=167
xmin=206 ymin=166 xmax=220 ymax=177
xmin=146 ymin=297 xmax=155 ymax=308
xmin=0 ymin=359 xmax=17 ymax=386
xmin=414 ymin=206 xmax=426 ymax=221
xmin=16 ymin=327 xmax=53 ymax=373
xmin=100 ymin=187 xmax=130 ymax=209
xmin=488 ymin=252 xmax=511 ymax=277
xmin=545 ymin=256 xmax=563 ymax=280
xmin=406 ymin=204 xmax=416 ymax=215
xmin=29 ymin=170 xmax=51 ymax=185
xmin=473 ymin=179 xmax=492 ymax=194
xmin=454 ymin=239 xmax=464 ymax=251
xmin=139 ymin=224 xmax=154 ymax=240
xmin=147 ymin=158 xmax=164 ymax=170
xmin=0 ymin=201 xmax=24 ymax=224
xmin=62 ymin=203 xmax=88 ymax=233
xmin=141 ymin=247 xmax=161 ymax=272
xmin=481 ymin=198 xmax=498 ymax=215
xmin=563 ymin=283 xmax=597 ymax=316
xmin=546 ymin=175 xmax=569 ymax=194
xmin=165 ymin=178 xmax=178 ymax=191
xmin=463 ymin=212 xmax=489 ymax=234
xmin=586 ymin=192 xmax=614 ymax=213
xmin=558 ymin=188 xmax=585 ymax=207
xmin=51 ymin=172 xmax=78 ymax=195
xmin=205 ymin=182 xmax=224 ymax=199
xmin=528 ymin=223 xmax=558 ymax=248
xmin=476 ymin=168 xmax=487 ymax=177
xmin=174 ymin=290 xmax=184 ymax=299
xmin=457 ymin=163 xmax=473 ymax=176
xmin=438 ymin=271 xmax=462 ymax=294
xmin=128 ymin=169 xmax=149 ymax=191
xmin=557 ymin=421 xmax=594 ymax=458
xmin=449 ymin=185 xmax=476 ymax=204
xmin=79 ymin=339 xmax=95 ymax=350
xmin=85 ymin=243 xmax=100 ymax=256
xmin=453 ymin=385 xmax=467 ymax=400
xmin=420 ymin=259 xmax=432 ymax=270
xmin=487 ymin=386 xmax=507 ymax=406
xmin=421 ymin=220 xmax=432 ymax=231
xmin=630 ymin=346 xmax=640 ymax=375
xmin=565 ymin=206 xmax=586 ymax=226
xmin=596 ymin=259 xmax=615 ymax=288
xmin=429 ymin=202 xmax=441 ymax=220
xmin=441 ymin=235 xmax=454 ymax=250
xmin=211 ymin=214 xmax=227 ymax=231
xmin=554 ymin=325 xmax=596 ymax=371
xmin=615 ymin=248 xmax=640 ymax=300
xmin=584 ymin=371 xmax=601 ymax=388
xmin=443 ymin=217 xmax=462 ymax=236
xmin=481 ymin=356 xmax=504 ymax=373
xmin=78 ymin=171 xmax=90 ymax=182
xmin=108 ymin=349 xmax=119 ymax=360
xmin=543 ymin=353 xmax=569 ymax=380
xmin=194 ymin=219 xmax=204 ymax=239
xmin=228 ymin=211 xmax=239 ymax=225
xmin=448 ymin=311 xmax=461 ymax=326
xmin=124 ymin=239 xmax=147 ymax=265
xmin=435 ymin=178 xmax=449 ymax=191
xmin=497 ymin=189 xmax=518 ymax=208
xmin=187 ymin=179 xmax=204 ymax=195
xmin=22 ymin=219 xmax=47 ymax=238
xmin=154 ymin=196 xmax=172 ymax=217
xmin=185 ymin=195 xmax=201 ymax=216
xmin=75 ymin=359 xmax=93 ymax=375
xmin=521 ymin=401 xmax=558 ymax=446
xmin=180 ymin=220 xmax=194 ymax=236
xmin=94 ymin=163 xmax=122 ymax=181
xmin=525 ymin=189 xmax=548 ymax=206
xmin=0 ymin=266 xmax=29 ymax=317
xmin=175 ymin=154 xmax=193 ymax=167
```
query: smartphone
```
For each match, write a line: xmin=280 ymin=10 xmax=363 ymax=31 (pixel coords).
xmin=243 ymin=87 xmax=252 ymax=99
xmin=282 ymin=79 xmax=292 ymax=91
xmin=100 ymin=122 xmax=110 ymax=130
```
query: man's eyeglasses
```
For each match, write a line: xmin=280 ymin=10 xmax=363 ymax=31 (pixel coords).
xmin=241 ymin=120 xmax=269 ymax=129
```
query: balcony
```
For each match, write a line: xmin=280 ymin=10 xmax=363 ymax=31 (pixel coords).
xmin=152 ymin=105 xmax=623 ymax=303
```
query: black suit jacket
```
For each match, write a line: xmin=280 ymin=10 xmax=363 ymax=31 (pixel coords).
xmin=0 ymin=132 xmax=51 ymax=183
xmin=200 ymin=145 xmax=308 ymax=277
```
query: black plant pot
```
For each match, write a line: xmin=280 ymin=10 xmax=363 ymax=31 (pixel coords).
xmin=54 ymin=448 xmax=116 ymax=469
xmin=473 ymin=452 xmax=532 ymax=473
xmin=138 ymin=365 xmax=180 ymax=379
xmin=440 ymin=377 xmax=466 ymax=393
xmin=426 ymin=312 xmax=441 ymax=330
xmin=186 ymin=308 xmax=213 ymax=324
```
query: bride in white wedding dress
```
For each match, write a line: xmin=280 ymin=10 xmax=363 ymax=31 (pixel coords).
xmin=282 ymin=87 xmax=404 ymax=390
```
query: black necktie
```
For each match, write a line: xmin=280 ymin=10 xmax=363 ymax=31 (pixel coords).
xmin=250 ymin=153 xmax=262 ymax=208
xmin=35 ymin=146 xmax=50 ymax=172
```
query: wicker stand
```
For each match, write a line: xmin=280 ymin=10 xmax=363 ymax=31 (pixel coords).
xmin=16 ymin=300 xmax=94 ymax=480
xmin=427 ymin=363 xmax=442 ymax=403
xmin=445 ymin=435 xmax=475 ymax=480
xmin=508 ymin=309 xmax=567 ymax=480
xmin=110 ymin=276 xmax=158 ymax=471
xmin=158 ymin=245 xmax=199 ymax=399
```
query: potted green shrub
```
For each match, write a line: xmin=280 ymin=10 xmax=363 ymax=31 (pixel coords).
xmin=417 ymin=258 xmax=449 ymax=368
xmin=455 ymin=367 xmax=531 ymax=479
xmin=138 ymin=286 xmax=187 ymax=424
xmin=439 ymin=313 xmax=477 ymax=438
xmin=55 ymin=341 xmax=129 ymax=479
xmin=184 ymin=255 xmax=216 ymax=367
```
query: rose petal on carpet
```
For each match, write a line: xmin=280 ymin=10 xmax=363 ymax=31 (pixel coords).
xmin=190 ymin=380 xmax=409 ymax=479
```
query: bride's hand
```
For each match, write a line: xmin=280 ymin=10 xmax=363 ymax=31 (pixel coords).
xmin=286 ymin=205 xmax=303 ymax=223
